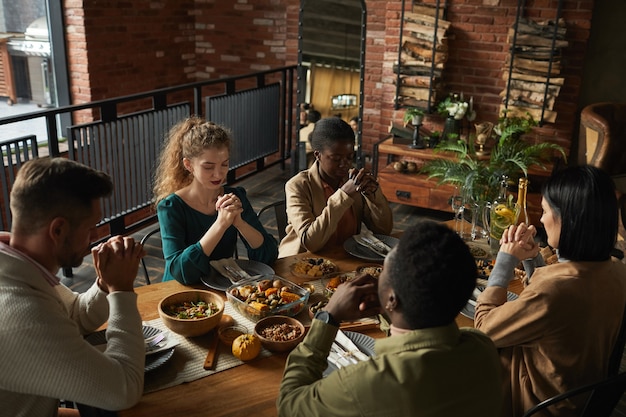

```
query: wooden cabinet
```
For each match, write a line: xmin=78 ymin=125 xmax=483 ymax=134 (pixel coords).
xmin=379 ymin=167 xmax=455 ymax=211
xmin=373 ymin=137 xmax=551 ymax=225
xmin=374 ymin=137 xmax=455 ymax=211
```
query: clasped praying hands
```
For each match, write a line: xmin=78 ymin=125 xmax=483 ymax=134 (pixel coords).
xmin=499 ymin=222 xmax=540 ymax=261
xmin=92 ymin=235 xmax=145 ymax=293
xmin=343 ymin=168 xmax=379 ymax=196
xmin=214 ymin=192 xmax=244 ymax=227
xmin=324 ymin=273 xmax=381 ymax=322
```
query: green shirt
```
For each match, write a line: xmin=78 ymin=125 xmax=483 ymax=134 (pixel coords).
xmin=278 ymin=320 xmax=503 ymax=417
xmin=157 ymin=187 xmax=278 ymax=284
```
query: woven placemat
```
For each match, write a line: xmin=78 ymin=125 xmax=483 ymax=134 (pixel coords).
xmin=142 ymin=302 xmax=272 ymax=394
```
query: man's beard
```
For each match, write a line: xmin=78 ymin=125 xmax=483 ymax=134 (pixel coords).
xmin=59 ymin=239 xmax=88 ymax=269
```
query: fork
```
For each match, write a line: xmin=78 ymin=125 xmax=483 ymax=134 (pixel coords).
xmin=224 ymin=265 xmax=251 ymax=282
xmin=361 ymin=236 xmax=390 ymax=254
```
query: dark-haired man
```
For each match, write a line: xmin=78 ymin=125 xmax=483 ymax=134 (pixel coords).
xmin=278 ymin=220 xmax=503 ymax=417
xmin=0 ymin=157 xmax=146 ymax=417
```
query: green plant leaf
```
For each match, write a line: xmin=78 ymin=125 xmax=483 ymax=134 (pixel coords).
xmin=419 ymin=133 xmax=566 ymax=204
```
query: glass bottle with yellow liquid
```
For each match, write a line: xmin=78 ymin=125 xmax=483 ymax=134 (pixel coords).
xmin=516 ymin=177 xmax=529 ymax=225
xmin=485 ymin=176 xmax=519 ymax=255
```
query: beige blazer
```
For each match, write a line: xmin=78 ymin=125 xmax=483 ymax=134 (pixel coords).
xmin=279 ymin=161 xmax=393 ymax=257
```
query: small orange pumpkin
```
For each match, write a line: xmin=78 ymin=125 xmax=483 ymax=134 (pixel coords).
xmin=232 ymin=333 xmax=261 ymax=361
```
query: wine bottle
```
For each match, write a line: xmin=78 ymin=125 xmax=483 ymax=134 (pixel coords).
xmin=516 ymin=177 xmax=529 ymax=225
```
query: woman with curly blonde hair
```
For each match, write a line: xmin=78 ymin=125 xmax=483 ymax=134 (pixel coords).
xmin=153 ymin=116 xmax=278 ymax=284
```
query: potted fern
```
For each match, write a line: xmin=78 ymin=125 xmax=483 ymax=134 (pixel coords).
xmin=403 ymin=107 xmax=425 ymax=126
xmin=420 ymin=113 xmax=566 ymax=203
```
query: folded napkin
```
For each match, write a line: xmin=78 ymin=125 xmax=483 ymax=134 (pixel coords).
xmin=328 ymin=331 xmax=371 ymax=369
xmin=146 ymin=332 xmax=180 ymax=356
xmin=92 ymin=331 xmax=180 ymax=356
xmin=335 ymin=330 xmax=370 ymax=362
xmin=210 ymin=258 xmax=251 ymax=283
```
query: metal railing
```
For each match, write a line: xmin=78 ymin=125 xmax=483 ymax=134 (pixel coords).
xmin=0 ymin=65 xmax=298 ymax=238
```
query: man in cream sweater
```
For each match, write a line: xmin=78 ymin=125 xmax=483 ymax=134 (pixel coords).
xmin=0 ymin=158 xmax=146 ymax=417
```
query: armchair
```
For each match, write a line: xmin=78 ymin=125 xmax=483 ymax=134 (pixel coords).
xmin=578 ymin=102 xmax=626 ymax=176
xmin=579 ymin=103 xmax=626 ymax=245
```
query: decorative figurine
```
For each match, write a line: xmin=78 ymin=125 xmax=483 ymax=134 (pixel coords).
xmin=474 ymin=121 xmax=494 ymax=156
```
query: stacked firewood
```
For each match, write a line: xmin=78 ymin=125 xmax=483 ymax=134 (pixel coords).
xmin=500 ymin=18 xmax=568 ymax=123
xmin=395 ymin=4 xmax=450 ymax=109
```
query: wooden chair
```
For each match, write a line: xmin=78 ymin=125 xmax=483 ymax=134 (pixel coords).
xmin=522 ymin=372 xmax=626 ymax=417
xmin=256 ymin=200 xmax=287 ymax=242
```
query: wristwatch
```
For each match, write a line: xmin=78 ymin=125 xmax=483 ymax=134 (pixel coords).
xmin=314 ymin=310 xmax=340 ymax=327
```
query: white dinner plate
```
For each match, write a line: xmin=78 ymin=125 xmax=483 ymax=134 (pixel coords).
xmin=323 ymin=331 xmax=376 ymax=377
xmin=85 ymin=325 xmax=175 ymax=373
xmin=201 ymin=259 xmax=275 ymax=291
xmin=460 ymin=286 xmax=519 ymax=319
xmin=343 ymin=235 xmax=399 ymax=262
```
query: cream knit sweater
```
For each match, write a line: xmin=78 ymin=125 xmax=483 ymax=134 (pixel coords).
xmin=0 ymin=249 xmax=145 ymax=417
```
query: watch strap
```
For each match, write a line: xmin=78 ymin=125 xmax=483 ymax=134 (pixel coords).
xmin=314 ymin=310 xmax=340 ymax=327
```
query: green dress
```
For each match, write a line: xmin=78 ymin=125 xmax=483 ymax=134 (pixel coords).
xmin=157 ymin=186 xmax=278 ymax=284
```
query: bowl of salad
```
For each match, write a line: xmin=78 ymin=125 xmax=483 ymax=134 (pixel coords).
xmin=158 ymin=290 xmax=225 ymax=337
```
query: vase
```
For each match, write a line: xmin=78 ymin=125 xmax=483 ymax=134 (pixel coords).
xmin=443 ymin=116 xmax=461 ymax=141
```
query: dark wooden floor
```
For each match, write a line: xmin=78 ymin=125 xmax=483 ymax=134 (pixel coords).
xmin=57 ymin=162 xmax=626 ymax=416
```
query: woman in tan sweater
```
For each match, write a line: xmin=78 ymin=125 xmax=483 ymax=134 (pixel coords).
xmin=475 ymin=165 xmax=626 ymax=417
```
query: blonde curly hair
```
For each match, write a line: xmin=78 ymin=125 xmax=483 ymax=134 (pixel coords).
xmin=153 ymin=116 xmax=231 ymax=205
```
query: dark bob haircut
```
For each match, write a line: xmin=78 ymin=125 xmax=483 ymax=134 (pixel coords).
xmin=385 ymin=220 xmax=477 ymax=329
xmin=310 ymin=117 xmax=355 ymax=152
xmin=542 ymin=165 xmax=618 ymax=261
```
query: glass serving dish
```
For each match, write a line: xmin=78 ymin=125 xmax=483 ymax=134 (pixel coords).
xmin=226 ymin=275 xmax=310 ymax=322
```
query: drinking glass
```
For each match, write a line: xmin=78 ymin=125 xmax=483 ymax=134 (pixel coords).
xmin=450 ymin=189 xmax=465 ymax=237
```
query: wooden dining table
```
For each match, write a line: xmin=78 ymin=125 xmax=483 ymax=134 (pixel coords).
xmin=118 ymin=232 xmax=523 ymax=417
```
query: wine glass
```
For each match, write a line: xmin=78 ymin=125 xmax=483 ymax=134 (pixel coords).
xmin=450 ymin=189 xmax=465 ymax=237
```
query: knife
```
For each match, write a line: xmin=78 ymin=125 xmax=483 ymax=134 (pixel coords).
xmin=203 ymin=329 xmax=220 ymax=370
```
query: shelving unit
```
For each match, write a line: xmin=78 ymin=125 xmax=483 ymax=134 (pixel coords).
xmin=502 ymin=0 xmax=566 ymax=124
xmin=394 ymin=0 xmax=447 ymax=113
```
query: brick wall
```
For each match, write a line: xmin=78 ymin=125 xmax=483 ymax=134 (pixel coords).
xmin=64 ymin=0 xmax=594 ymax=157
xmin=363 ymin=0 xmax=595 ymax=159
xmin=64 ymin=0 xmax=196 ymax=106
xmin=194 ymin=1 xmax=289 ymax=78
